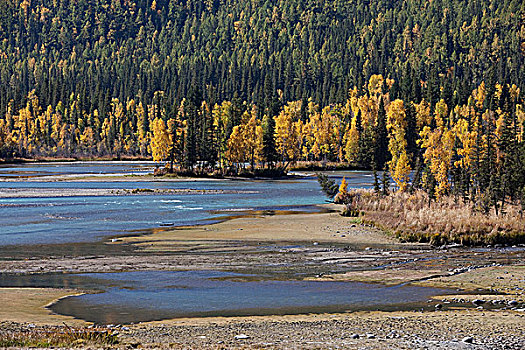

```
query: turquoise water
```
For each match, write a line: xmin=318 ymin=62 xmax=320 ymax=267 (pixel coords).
xmin=0 ymin=270 xmax=452 ymax=324
xmin=0 ymin=162 xmax=375 ymax=246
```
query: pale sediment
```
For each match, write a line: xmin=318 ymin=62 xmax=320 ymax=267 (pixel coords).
xmin=118 ymin=207 xmax=398 ymax=249
xmin=0 ymin=288 xmax=87 ymax=326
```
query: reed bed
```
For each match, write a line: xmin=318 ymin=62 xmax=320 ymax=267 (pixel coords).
xmin=350 ymin=190 xmax=525 ymax=246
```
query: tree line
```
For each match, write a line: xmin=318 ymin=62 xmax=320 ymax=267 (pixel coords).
xmin=2 ymin=75 xmax=525 ymax=211
xmin=1 ymin=0 xmax=524 ymax=211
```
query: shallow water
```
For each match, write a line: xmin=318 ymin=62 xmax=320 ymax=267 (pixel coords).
xmin=0 ymin=163 xmax=460 ymax=324
xmin=0 ymin=179 xmax=326 ymax=245
xmin=0 ymin=270 xmax=452 ymax=324
xmin=0 ymin=162 xmax=375 ymax=246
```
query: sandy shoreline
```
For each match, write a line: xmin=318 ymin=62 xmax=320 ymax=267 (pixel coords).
xmin=0 ymin=288 xmax=87 ymax=326
xmin=117 ymin=205 xmax=400 ymax=249
xmin=1 ymin=206 xmax=524 ymax=349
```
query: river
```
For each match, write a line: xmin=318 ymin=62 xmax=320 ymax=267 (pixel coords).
xmin=0 ymin=162 xmax=374 ymax=246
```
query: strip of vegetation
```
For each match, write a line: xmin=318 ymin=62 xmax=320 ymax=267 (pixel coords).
xmin=130 ymin=188 xmax=155 ymax=193
xmin=318 ymin=175 xmax=525 ymax=247
xmin=0 ymin=326 xmax=118 ymax=348
xmin=357 ymin=190 xmax=525 ymax=246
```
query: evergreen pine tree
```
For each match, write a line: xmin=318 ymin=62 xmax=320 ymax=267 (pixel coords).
xmin=374 ymin=97 xmax=389 ymax=170
xmin=261 ymin=114 xmax=277 ymax=168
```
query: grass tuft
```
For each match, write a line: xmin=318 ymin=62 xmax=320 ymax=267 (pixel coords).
xmin=0 ymin=324 xmax=119 ymax=348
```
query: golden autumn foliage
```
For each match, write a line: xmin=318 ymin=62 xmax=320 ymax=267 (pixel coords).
xmin=419 ymin=99 xmax=455 ymax=197
xmin=386 ymin=99 xmax=411 ymax=192
xmin=453 ymin=113 xmax=476 ymax=171
xmin=344 ymin=116 xmax=359 ymax=163
xmin=338 ymin=177 xmax=348 ymax=196
xmin=226 ymin=111 xmax=263 ymax=169
xmin=1 ymin=78 xmax=524 ymax=207
xmin=367 ymin=74 xmax=384 ymax=96
xmin=0 ymin=74 xmax=393 ymax=168
xmin=274 ymin=101 xmax=303 ymax=163
xmin=414 ymin=99 xmax=432 ymax=130
xmin=150 ymin=118 xmax=170 ymax=162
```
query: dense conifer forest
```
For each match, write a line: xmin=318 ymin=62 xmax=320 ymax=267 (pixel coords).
xmin=1 ymin=0 xmax=524 ymax=110
xmin=0 ymin=0 xmax=524 ymax=205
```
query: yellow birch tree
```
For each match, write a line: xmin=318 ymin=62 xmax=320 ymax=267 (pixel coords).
xmin=386 ymin=99 xmax=411 ymax=192
xmin=150 ymin=118 xmax=170 ymax=163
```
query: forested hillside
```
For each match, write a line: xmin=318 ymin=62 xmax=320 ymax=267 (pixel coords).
xmin=1 ymin=0 xmax=524 ymax=115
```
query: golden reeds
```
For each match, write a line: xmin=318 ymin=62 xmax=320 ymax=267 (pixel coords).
xmin=351 ymin=190 xmax=525 ymax=246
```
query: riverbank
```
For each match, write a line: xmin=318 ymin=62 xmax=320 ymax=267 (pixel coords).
xmin=116 ymin=204 xmax=398 ymax=250
xmin=121 ymin=307 xmax=525 ymax=349
xmin=0 ymin=187 xmax=257 ymax=198
xmin=0 ymin=206 xmax=524 ymax=349
xmin=0 ymin=288 xmax=87 ymax=326
xmin=350 ymin=189 xmax=525 ymax=246
xmin=3 ymin=308 xmax=523 ymax=349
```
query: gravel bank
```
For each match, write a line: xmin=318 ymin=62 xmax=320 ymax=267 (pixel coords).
xmin=3 ymin=309 xmax=524 ymax=349
xmin=0 ymin=187 xmax=256 ymax=198
xmin=1 ymin=209 xmax=524 ymax=349
xmin=122 ymin=310 xmax=525 ymax=349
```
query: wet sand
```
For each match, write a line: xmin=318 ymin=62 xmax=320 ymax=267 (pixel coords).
xmin=0 ymin=288 xmax=87 ymax=326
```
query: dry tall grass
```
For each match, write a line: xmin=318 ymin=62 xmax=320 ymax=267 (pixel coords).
xmin=351 ymin=190 xmax=525 ymax=246
xmin=0 ymin=326 xmax=118 ymax=348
